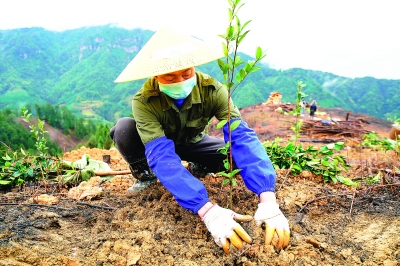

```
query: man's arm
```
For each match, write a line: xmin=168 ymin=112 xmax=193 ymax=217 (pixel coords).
xmin=145 ymin=136 xmax=210 ymax=213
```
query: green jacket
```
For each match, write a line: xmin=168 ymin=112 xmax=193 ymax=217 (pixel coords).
xmin=132 ymin=72 xmax=241 ymax=145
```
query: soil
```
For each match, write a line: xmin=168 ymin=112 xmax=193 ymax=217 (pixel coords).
xmin=1 ymin=105 xmax=399 ymax=266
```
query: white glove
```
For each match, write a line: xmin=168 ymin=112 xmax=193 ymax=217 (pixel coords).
xmin=202 ymin=204 xmax=252 ymax=254
xmin=254 ymin=202 xmax=290 ymax=250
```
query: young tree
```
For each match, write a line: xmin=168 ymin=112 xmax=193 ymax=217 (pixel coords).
xmin=217 ymin=0 xmax=267 ymax=208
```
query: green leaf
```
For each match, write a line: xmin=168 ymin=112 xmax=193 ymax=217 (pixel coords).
xmin=244 ymin=61 xmax=253 ymax=72
xmin=236 ymin=16 xmax=241 ymax=31
xmin=217 ymin=147 xmax=227 ymax=155
xmin=227 ymin=82 xmax=234 ymax=89
xmin=231 ymin=169 xmax=242 ymax=175
xmin=218 ymin=58 xmax=229 ymax=74
xmin=233 ymin=56 xmax=244 ymax=67
xmin=219 ymin=172 xmax=230 ymax=178
xmin=2 ymin=154 xmax=12 ymax=160
xmin=218 ymin=34 xmax=227 ymax=40
xmin=235 ymin=72 xmax=243 ymax=83
xmin=216 ymin=120 xmax=227 ymax=129
xmin=240 ymin=68 xmax=246 ymax=78
xmin=81 ymin=169 xmax=95 ymax=181
xmin=222 ymin=43 xmax=229 ymax=57
xmin=230 ymin=120 xmax=241 ymax=131
xmin=249 ymin=66 xmax=261 ymax=73
xmin=224 ymin=141 xmax=231 ymax=149
xmin=228 ymin=8 xmax=233 ymax=22
xmin=241 ymin=20 xmax=251 ymax=31
xmin=227 ymin=26 xmax=235 ymax=39
xmin=292 ymin=164 xmax=302 ymax=172
xmin=337 ymin=176 xmax=360 ymax=186
xmin=321 ymin=160 xmax=330 ymax=167
xmin=238 ymin=30 xmax=250 ymax=45
xmin=223 ymin=160 xmax=229 ymax=170
xmin=255 ymin=47 xmax=263 ymax=60
xmin=223 ymin=179 xmax=230 ymax=185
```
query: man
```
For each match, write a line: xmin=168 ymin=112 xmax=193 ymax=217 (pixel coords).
xmin=110 ymin=28 xmax=290 ymax=254
xmin=310 ymin=100 xmax=317 ymax=119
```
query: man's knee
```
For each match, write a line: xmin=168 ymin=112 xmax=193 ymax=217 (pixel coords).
xmin=110 ymin=117 xmax=136 ymax=140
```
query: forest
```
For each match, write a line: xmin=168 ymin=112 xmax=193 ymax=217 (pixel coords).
xmin=1 ymin=26 xmax=399 ymax=124
xmin=0 ymin=104 xmax=113 ymax=157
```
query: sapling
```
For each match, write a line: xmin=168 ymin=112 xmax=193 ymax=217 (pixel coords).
xmin=0 ymin=108 xmax=54 ymax=189
xmin=217 ymin=0 xmax=266 ymax=208
xmin=291 ymin=81 xmax=307 ymax=143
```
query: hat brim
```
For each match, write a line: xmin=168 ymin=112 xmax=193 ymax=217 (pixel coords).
xmin=114 ymin=28 xmax=224 ymax=83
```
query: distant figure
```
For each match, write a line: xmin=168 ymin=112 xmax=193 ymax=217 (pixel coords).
xmin=309 ymin=100 xmax=317 ymax=119
xmin=300 ymin=100 xmax=306 ymax=115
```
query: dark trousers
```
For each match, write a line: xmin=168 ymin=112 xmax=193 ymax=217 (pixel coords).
xmin=109 ymin=117 xmax=229 ymax=173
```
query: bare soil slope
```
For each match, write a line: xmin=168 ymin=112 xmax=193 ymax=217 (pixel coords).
xmin=1 ymin=106 xmax=398 ymax=266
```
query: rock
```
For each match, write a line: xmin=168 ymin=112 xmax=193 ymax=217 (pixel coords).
xmin=67 ymin=180 xmax=102 ymax=200
xmin=265 ymin=92 xmax=282 ymax=105
xmin=126 ymin=252 xmax=141 ymax=265
xmin=33 ymin=194 xmax=58 ymax=205
xmin=340 ymin=248 xmax=353 ymax=259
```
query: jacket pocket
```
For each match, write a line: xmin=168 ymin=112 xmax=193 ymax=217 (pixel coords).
xmin=185 ymin=117 xmax=209 ymax=141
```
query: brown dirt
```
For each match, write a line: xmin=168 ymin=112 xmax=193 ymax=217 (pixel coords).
xmin=16 ymin=118 xmax=81 ymax=153
xmin=1 ymin=106 xmax=399 ymax=266
xmin=208 ymin=104 xmax=393 ymax=143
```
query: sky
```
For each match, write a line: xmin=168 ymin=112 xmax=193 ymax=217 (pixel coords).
xmin=1 ymin=0 xmax=399 ymax=80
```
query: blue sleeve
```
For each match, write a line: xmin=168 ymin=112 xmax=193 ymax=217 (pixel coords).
xmin=223 ymin=119 xmax=276 ymax=196
xmin=145 ymin=136 xmax=210 ymax=213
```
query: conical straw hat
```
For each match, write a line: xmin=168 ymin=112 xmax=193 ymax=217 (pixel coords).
xmin=114 ymin=28 xmax=224 ymax=83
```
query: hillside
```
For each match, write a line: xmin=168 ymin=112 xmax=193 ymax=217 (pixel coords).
xmin=0 ymin=104 xmax=398 ymax=265
xmin=209 ymin=103 xmax=393 ymax=143
xmin=37 ymin=101 xmax=393 ymax=153
xmin=1 ymin=26 xmax=399 ymax=123
xmin=16 ymin=117 xmax=82 ymax=152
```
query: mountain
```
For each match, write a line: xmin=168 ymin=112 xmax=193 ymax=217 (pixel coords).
xmin=1 ymin=25 xmax=399 ymax=123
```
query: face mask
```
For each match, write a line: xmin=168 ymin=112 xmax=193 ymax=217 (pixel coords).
xmin=158 ymin=75 xmax=196 ymax=99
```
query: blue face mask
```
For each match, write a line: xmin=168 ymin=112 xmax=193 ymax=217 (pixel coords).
xmin=158 ymin=75 xmax=197 ymax=99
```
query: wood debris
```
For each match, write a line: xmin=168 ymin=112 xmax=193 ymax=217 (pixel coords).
xmin=300 ymin=119 xmax=370 ymax=141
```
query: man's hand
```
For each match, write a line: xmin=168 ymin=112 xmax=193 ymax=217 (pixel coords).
xmin=254 ymin=202 xmax=290 ymax=250
xmin=201 ymin=204 xmax=252 ymax=254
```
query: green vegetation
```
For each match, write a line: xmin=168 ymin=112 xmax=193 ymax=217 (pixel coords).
xmin=0 ymin=108 xmax=61 ymax=155
xmin=262 ymin=80 xmax=356 ymax=186
xmin=1 ymin=109 xmax=59 ymax=188
xmin=361 ymin=132 xmax=400 ymax=151
xmin=291 ymin=81 xmax=306 ymax=142
xmin=387 ymin=116 xmax=400 ymax=126
xmin=216 ymin=0 xmax=267 ymax=209
xmin=0 ymin=103 xmax=114 ymax=165
xmin=0 ymin=108 xmax=99 ymax=189
xmin=263 ymin=139 xmax=355 ymax=185
xmin=1 ymin=26 xmax=399 ymax=124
